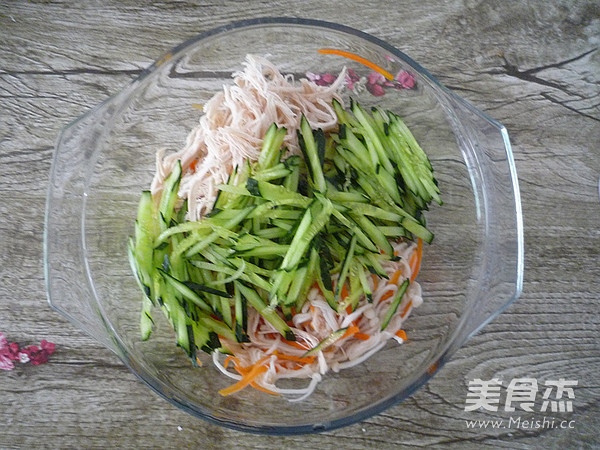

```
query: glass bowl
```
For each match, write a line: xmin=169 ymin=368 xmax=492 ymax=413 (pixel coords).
xmin=44 ymin=18 xmax=523 ymax=434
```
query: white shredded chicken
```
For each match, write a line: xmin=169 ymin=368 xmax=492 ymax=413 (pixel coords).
xmin=151 ymin=54 xmax=346 ymax=221
xmin=213 ymin=241 xmax=423 ymax=401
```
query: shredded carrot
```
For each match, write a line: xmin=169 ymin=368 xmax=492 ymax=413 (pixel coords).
xmin=223 ymin=355 xmax=235 ymax=369
xmin=219 ymin=365 xmax=268 ymax=396
xmin=389 ymin=269 xmax=403 ymax=285
xmin=318 ymin=49 xmax=394 ymax=80
xmin=380 ymin=289 xmax=394 ymax=302
xmin=274 ymin=351 xmax=316 ymax=365
xmin=354 ymin=332 xmax=371 ymax=341
xmin=285 ymin=340 xmax=311 ymax=351
xmin=189 ymin=159 xmax=198 ymax=172
xmin=372 ymin=274 xmax=379 ymax=291
xmin=342 ymin=325 xmax=360 ymax=339
xmin=219 ymin=354 xmax=274 ymax=396
xmin=340 ymin=282 xmax=349 ymax=300
xmin=400 ymin=300 xmax=413 ymax=318
xmin=395 ymin=329 xmax=407 ymax=341
xmin=410 ymin=238 xmax=423 ymax=282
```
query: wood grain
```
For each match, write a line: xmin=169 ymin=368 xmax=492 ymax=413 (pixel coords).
xmin=1 ymin=0 xmax=599 ymax=448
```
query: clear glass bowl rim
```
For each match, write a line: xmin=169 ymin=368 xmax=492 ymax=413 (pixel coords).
xmin=44 ymin=16 xmax=524 ymax=435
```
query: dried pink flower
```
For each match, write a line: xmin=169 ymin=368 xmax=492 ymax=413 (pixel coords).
xmin=395 ymin=70 xmax=415 ymax=89
xmin=0 ymin=333 xmax=56 ymax=371
xmin=345 ymin=68 xmax=360 ymax=90
xmin=366 ymin=82 xmax=386 ymax=97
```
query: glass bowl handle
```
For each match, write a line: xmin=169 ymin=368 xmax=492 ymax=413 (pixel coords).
xmin=44 ymin=100 xmax=120 ymax=353
xmin=446 ymin=93 xmax=524 ymax=342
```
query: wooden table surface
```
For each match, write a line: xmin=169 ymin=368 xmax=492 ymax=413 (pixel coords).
xmin=1 ymin=1 xmax=599 ymax=448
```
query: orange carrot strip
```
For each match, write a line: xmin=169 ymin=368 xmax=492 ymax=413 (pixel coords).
xmin=275 ymin=353 xmax=316 ymax=365
xmin=223 ymin=355 xmax=234 ymax=369
xmin=400 ymin=300 xmax=413 ymax=318
xmin=285 ymin=340 xmax=311 ymax=351
xmin=372 ymin=274 xmax=379 ymax=291
xmin=389 ymin=269 xmax=403 ymax=286
xmin=342 ymin=325 xmax=360 ymax=339
xmin=249 ymin=381 xmax=280 ymax=396
xmin=318 ymin=49 xmax=395 ymax=80
xmin=395 ymin=329 xmax=408 ymax=341
xmin=340 ymin=282 xmax=349 ymax=300
xmin=219 ymin=365 xmax=268 ymax=396
xmin=380 ymin=289 xmax=394 ymax=302
xmin=354 ymin=332 xmax=371 ymax=341
xmin=410 ymin=238 xmax=423 ymax=282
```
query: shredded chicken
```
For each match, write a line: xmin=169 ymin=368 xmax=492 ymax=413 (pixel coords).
xmin=212 ymin=240 xmax=423 ymax=401
xmin=151 ymin=54 xmax=346 ymax=220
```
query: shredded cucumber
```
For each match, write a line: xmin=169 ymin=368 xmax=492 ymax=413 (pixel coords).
xmin=129 ymin=99 xmax=440 ymax=362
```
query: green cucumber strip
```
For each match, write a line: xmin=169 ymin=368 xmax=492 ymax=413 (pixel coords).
xmin=302 ymin=328 xmax=348 ymax=357
xmin=298 ymin=115 xmax=327 ymax=193
xmin=315 ymin=250 xmax=337 ymax=311
xmin=329 ymin=207 xmax=377 ymax=253
xmin=254 ymin=163 xmax=292 ymax=182
xmin=401 ymin=217 xmax=434 ymax=244
xmin=345 ymin=202 xmax=404 ymax=222
xmin=174 ymin=306 xmax=192 ymax=356
xmin=351 ymin=102 xmax=395 ymax=174
xmin=296 ymin=247 xmax=319 ymax=310
xmin=140 ymin=296 xmax=154 ymax=341
xmin=360 ymin=253 xmax=389 ymax=279
xmin=358 ymin=264 xmax=373 ymax=302
xmin=192 ymin=321 xmax=221 ymax=354
xmin=159 ymin=269 xmax=214 ymax=313
xmin=325 ymin=186 xmax=368 ymax=203
xmin=235 ymin=281 xmax=295 ymax=341
xmin=156 ymin=219 xmax=218 ymax=243
xmin=378 ymin=225 xmax=408 ymax=237
xmin=198 ymin=315 xmax=236 ymax=342
xmin=257 ymin=124 xmax=287 ymax=171
xmin=236 ymin=244 xmax=290 ymax=258
xmin=283 ymin=265 xmax=308 ymax=306
xmin=353 ymin=214 xmax=394 ymax=256
xmin=158 ymin=160 xmax=182 ymax=232
xmin=342 ymin=126 xmax=376 ymax=169
xmin=246 ymin=178 xmax=312 ymax=205
xmin=128 ymin=237 xmax=152 ymax=301
xmin=333 ymin=98 xmax=359 ymax=127
xmin=276 ymin=203 xmax=313 ymax=271
xmin=181 ymin=207 xmax=253 ymax=257
xmin=234 ymin=285 xmax=250 ymax=343
xmin=340 ymin=261 xmax=364 ymax=312
xmin=254 ymin=226 xmax=290 ymax=240
xmin=334 ymin=234 xmax=357 ymax=299
xmin=381 ymin=279 xmax=410 ymax=330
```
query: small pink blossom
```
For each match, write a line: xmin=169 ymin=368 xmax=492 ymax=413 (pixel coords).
xmin=345 ymin=68 xmax=360 ymax=90
xmin=0 ymin=333 xmax=56 ymax=371
xmin=305 ymin=71 xmax=336 ymax=86
xmin=367 ymin=71 xmax=386 ymax=86
xmin=41 ymin=340 xmax=56 ymax=355
xmin=395 ymin=70 xmax=415 ymax=89
xmin=0 ymin=356 xmax=14 ymax=371
xmin=366 ymin=81 xmax=386 ymax=96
